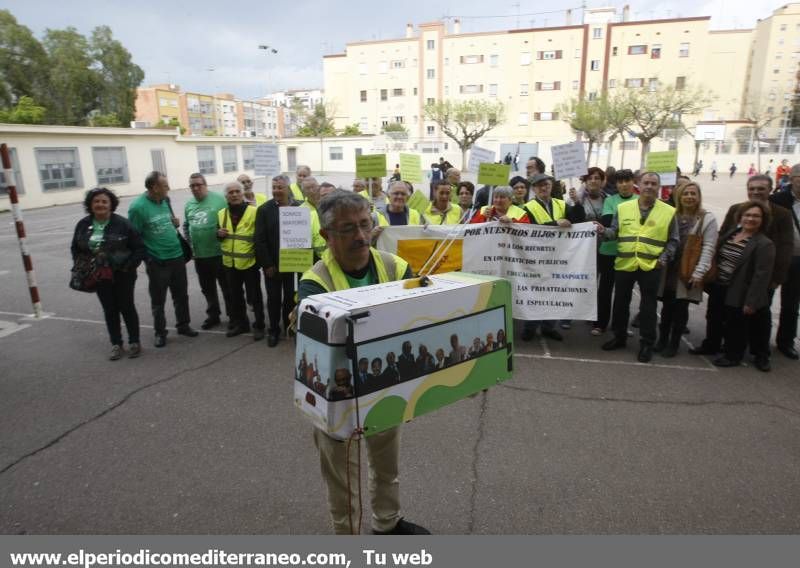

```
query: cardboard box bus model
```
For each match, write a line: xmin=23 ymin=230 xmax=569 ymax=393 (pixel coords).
xmin=294 ymin=272 xmax=513 ymax=440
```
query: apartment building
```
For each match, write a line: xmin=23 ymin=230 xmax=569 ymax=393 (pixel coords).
xmin=264 ymin=88 xmax=325 ymax=110
xmin=133 ymin=84 xmax=181 ymax=126
xmin=323 ymin=4 xmax=799 ymax=155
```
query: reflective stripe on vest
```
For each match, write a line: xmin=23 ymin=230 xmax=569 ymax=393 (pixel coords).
xmin=614 ymin=200 xmax=675 ymax=272
xmin=218 ymin=205 xmax=258 ymax=270
xmin=524 ymin=198 xmax=566 ymax=224
xmin=301 ymin=249 xmax=407 ymax=293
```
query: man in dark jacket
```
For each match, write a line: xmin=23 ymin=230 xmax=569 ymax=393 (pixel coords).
xmin=254 ymin=174 xmax=301 ymax=347
xmin=769 ymin=164 xmax=800 ymax=360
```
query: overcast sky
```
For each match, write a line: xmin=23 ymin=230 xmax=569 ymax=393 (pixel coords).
xmin=5 ymin=0 xmax=778 ymax=100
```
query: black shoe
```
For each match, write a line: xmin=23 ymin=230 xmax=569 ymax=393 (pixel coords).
xmin=754 ymin=357 xmax=771 ymax=372
xmin=226 ymin=326 xmax=249 ymax=338
xmin=201 ymin=317 xmax=221 ymax=330
xmin=267 ymin=333 xmax=279 ymax=347
xmin=253 ymin=328 xmax=265 ymax=341
xmin=520 ymin=327 xmax=535 ymax=341
xmin=541 ymin=328 xmax=563 ymax=341
xmin=689 ymin=345 xmax=717 ymax=355
xmin=713 ymin=356 xmax=740 ymax=367
xmin=653 ymin=336 xmax=668 ymax=353
xmin=601 ymin=337 xmax=627 ymax=350
xmin=777 ymin=344 xmax=799 ymax=360
xmin=637 ymin=344 xmax=653 ymax=363
xmin=154 ymin=334 xmax=167 ymax=348
xmin=177 ymin=326 xmax=199 ymax=337
xmin=661 ymin=344 xmax=679 ymax=358
xmin=373 ymin=518 xmax=431 ymax=535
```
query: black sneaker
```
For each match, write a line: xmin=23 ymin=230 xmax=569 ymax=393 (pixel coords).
xmin=601 ymin=337 xmax=627 ymax=351
xmin=201 ymin=317 xmax=221 ymax=330
xmin=154 ymin=334 xmax=167 ymax=348
xmin=373 ymin=518 xmax=431 ymax=535
xmin=177 ymin=326 xmax=199 ymax=337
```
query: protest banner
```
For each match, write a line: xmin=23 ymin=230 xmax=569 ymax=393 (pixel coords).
xmin=356 ymin=154 xmax=387 ymax=178
xmin=399 ymin=153 xmax=422 ymax=183
xmin=278 ymin=207 xmax=312 ymax=272
xmin=478 ymin=163 xmax=511 ymax=186
xmin=645 ymin=150 xmax=678 ymax=185
xmin=468 ymin=146 xmax=496 ymax=173
xmin=551 ymin=141 xmax=588 ymax=180
xmin=376 ymin=222 xmax=598 ymax=320
xmin=254 ymin=144 xmax=281 ymax=177
xmin=407 ymin=189 xmax=431 ymax=214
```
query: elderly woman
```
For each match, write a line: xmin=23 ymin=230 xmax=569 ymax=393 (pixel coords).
xmin=509 ymin=176 xmax=530 ymax=207
xmin=704 ymin=201 xmax=775 ymax=371
xmin=524 ymin=174 xmax=585 ymax=227
xmin=470 ymin=186 xmax=530 ymax=223
xmin=426 ymin=179 xmax=464 ymax=224
xmin=457 ymin=181 xmax=476 ymax=220
xmin=655 ymin=182 xmax=718 ymax=357
xmin=71 ymin=188 xmax=146 ymax=360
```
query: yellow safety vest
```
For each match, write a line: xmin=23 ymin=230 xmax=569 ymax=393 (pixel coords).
xmin=249 ymin=193 xmax=266 ymax=207
xmin=426 ymin=203 xmax=463 ymax=224
xmin=218 ymin=205 xmax=257 ymax=270
xmin=377 ymin=207 xmax=424 ymax=226
xmin=615 ymin=199 xmax=675 ymax=272
xmin=480 ymin=203 xmax=529 ymax=221
xmin=524 ymin=198 xmax=566 ymax=224
xmin=289 ymin=182 xmax=305 ymax=203
xmin=301 ymin=248 xmax=408 ymax=293
xmin=301 ymin=202 xmax=327 ymax=258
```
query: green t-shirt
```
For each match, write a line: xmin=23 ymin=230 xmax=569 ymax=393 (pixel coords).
xmin=344 ymin=270 xmax=376 ymax=289
xmin=127 ymin=193 xmax=183 ymax=261
xmin=599 ymin=192 xmax=639 ymax=256
xmin=89 ymin=219 xmax=109 ymax=251
xmin=184 ymin=191 xmax=227 ymax=258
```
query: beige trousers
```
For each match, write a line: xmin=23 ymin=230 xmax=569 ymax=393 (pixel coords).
xmin=313 ymin=427 xmax=401 ymax=534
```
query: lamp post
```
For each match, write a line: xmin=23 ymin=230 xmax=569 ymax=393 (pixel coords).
xmin=258 ymin=44 xmax=279 ymax=141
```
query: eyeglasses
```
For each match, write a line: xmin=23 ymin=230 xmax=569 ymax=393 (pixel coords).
xmin=330 ymin=221 xmax=374 ymax=236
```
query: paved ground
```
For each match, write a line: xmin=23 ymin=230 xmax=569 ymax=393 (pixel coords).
xmin=1 ymin=172 xmax=799 ymax=535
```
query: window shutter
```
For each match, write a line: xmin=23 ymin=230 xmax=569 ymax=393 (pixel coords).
xmin=554 ymin=81 xmax=561 ymax=90
xmin=534 ymin=113 xmax=540 ymax=121
xmin=535 ymin=82 xmax=542 ymax=91
xmin=553 ymin=112 xmax=559 ymax=120
xmin=556 ymin=50 xmax=563 ymax=59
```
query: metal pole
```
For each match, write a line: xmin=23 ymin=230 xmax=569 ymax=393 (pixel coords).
xmin=1 ymin=143 xmax=42 ymax=317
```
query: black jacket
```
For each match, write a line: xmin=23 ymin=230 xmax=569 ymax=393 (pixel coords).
xmin=716 ymin=229 xmax=775 ymax=310
xmin=254 ymin=198 xmax=301 ymax=271
xmin=71 ymin=213 xmax=146 ymax=272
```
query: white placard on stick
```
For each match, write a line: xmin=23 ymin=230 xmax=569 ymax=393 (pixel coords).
xmin=254 ymin=144 xmax=281 ymax=177
xmin=279 ymin=206 xmax=311 ymax=249
xmin=467 ymin=146 xmax=496 ymax=173
xmin=551 ymin=141 xmax=588 ymax=180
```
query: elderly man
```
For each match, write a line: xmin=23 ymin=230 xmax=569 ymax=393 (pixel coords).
xmin=238 ymin=174 xmax=265 ymax=207
xmin=183 ymin=173 xmax=231 ymax=330
xmin=298 ymin=190 xmax=428 ymax=535
xmin=128 ymin=171 xmax=198 ymax=348
xmin=301 ymin=176 xmax=328 ymax=260
xmin=599 ymin=172 xmax=678 ymax=362
xmin=691 ymin=174 xmax=794 ymax=359
xmin=254 ymin=175 xmax=301 ymax=347
xmin=319 ymin=181 xmax=337 ymax=199
xmin=290 ymin=165 xmax=310 ymax=202
xmin=217 ymin=181 xmax=265 ymax=340
xmin=770 ymin=164 xmax=800 ymax=359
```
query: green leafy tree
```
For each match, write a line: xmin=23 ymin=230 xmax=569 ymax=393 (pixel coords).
xmin=382 ymin=122 xmax=407 ymax=133
xmin=297 ymin=103 xmax=336 ymax=137
xmin=341 ymin=123 xmax=362 ymax=136
xmin=89 ymin=26 xmax=144 ymax=127
xmin=0 ymin=95 xmax=45 ymax=123
xmin=88 ymin=111 xmax=121 ymax=127
xmin=0 ymin=10 xmax=50 ymax=108
xmin=423 ymin=99 xmax=505 ymax=169
xmin=557 ymin=96 xmax=610 ymax=164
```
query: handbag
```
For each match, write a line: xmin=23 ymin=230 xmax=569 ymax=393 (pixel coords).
xmin=166 ymin=198 xmax=192 ymax=263
xmin=679 ymin=213 xmax=717 ymax=285
xmin=69 ymin=256 xmax=113 ymax=293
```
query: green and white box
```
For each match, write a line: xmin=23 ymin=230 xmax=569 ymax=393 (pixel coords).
xmin=294 ymin=272 xmax=513 ymax=439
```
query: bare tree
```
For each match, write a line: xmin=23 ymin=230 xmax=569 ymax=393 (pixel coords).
xmin=740 ymin=97 xmax=782 ymax=171
xmin=603 ymin=92 xmax=634 ymax=169
xmin=424 ymin=99 xmax=505 ymax=169
xmin=556 ymin=96 xmax=610 ymax=165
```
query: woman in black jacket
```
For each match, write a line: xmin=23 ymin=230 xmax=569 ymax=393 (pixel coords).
xmin=71 ymin=188 xmax=146 ymax=360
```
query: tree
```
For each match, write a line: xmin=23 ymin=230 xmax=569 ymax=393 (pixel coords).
xmin=424 ymin=99 xmax=505 ymax=169
xmin=89 ymin=26 xmax=144 ymax=127
xmin=604 ymin=92 xmax=635 ymax=168
xmin=624 ymin=85 xmax=712 ymax=169
xmin=0 ymin=95 xmax=45 ymax=123
xmin=382 ymin=122 xmax=407 ymax=134
xmin=88 ymin=111 xmax=120 ymax=127
xmin=557 ymin=96 xmax=610 ymax=164
xmin=341 ymin=123 xmax=362 ymax=136
xmin=740 ymin=97 xmax=782 ymax=171
xmin=0 ymin=10 xmax=50 ymax=108
xmin=297 ymin=102 xmax=336 ymax=137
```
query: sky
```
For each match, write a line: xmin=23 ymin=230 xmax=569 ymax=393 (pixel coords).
xmin=4 ymin=0 xmax=779 ymax=100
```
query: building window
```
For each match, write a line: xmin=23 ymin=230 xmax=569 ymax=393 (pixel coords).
xmin=360 ymin=90 xmax=367 ymax=102
xmin=392 ymin=88 xmax=404 ymax=96
xmin=537 ymin=50 xmax=563 ymax=60
xmin=628 ymin=45 xmax=647 ymax=55
xmin=329 ymin=146 xmax=343 ymax=160
xmin=242 ymin=146 xmax=255 ymax=170
xmin=394 ymin=116 xmax=404 ymax=123
xmin=197 ymin=146 xmax=216 ymax=175
xmin=380 ymin=89 xmax=388 ymax=101
xmin=489 ymin=54 xmax=499 ymax=67
xmin=426 ymin=97 xmax=435 ymax=105
xmin=520 ymin=52 xmax=532 ymax=65
xmin=0 ymin=148 xmax=24 ymax=195
xmin=426 ymin=68 xmax=435 ymax=79
xmin=444 ymin=85 xmax=449 ymax=95
xmin=221 ymin=146 xmax=237 ymax=173
xmin=535 ymin=81 xmax=561 ymax=91
xmin=625 ymin=78 xmax=644 ymax=88
xmin=413 ymin=87 xmax=418 ymax=95
xmin=609 ymin=79 xmax=616 ymax=88
xmin=381 ymin=119 xmax=389 ymax=127
xmin=35 ymin=147 xmax=83 ymax=191
xmin=780 ymin=24 xmax=787 ymax=31
xmin=392 ymin=60 xmax=405 ymax=68
xmin=572 ymin=80 xmax=579 ymax=90
xmin=426 ymin=125 xmax=435 ymax=135
xmin=534 ymin=112 xmax=558 ymax=121
xmin=460 ymin=54 xmax=484 ymax=64
xmin=612 ymin=46 xmax=618 ymax=56
xmin=590 ymin=60 xmax=600 ymax=71
xmin=426 ymin=39 xmax=435 ymax=50
xmin=444 ymin=57 xmax=449 ymax=66
xmin=593 ymin=27 xmax=603 ymax=39
xmin=620 ymin=141 xmax=638 ymax=150
xmin=518 ymin=112 xmax=529 ymax=125
xmin=675 ymin=76 xmax=686 ymax=90
xmin=489 ymin=83 xmax=498 ymax=96
xmin=679 ymin=43 xmax=690 ymax=57
xmin=668 ymin=140 xmax=678 ymax=151
xmin=520 ymin=83 xmax=529 ymax=96
xmin=587 ymin=91 xmax=598 ymax=101
xmin=651 ymin=44 xmax=661 ymax=59
xmin=92 ymin=147 xmax=129 ymax=184
xmin=575 ymin=48 xmax=581 ymax=58
xmin=460 ymin=84 xmax=483 ymax=94
xmin=648 ymin=78 xmax=658 ymax=91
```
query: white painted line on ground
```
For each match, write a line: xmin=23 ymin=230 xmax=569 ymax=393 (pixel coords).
xmin=0 ymin=311 xmax=228 ymax=335
xmin=514 ymin=351 xmax=718 ymax=372
xmin=538 ymin=335 xmax=551 ymax=358
xmin=0 ymin=320 xmax=30 ymax=338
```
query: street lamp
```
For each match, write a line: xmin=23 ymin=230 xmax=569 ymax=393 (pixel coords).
xmin=258 ymin=44 xmax=279 ymax=140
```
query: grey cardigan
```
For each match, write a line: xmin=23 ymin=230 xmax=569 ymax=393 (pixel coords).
xmin=716 ymin=230 xmax=775 ymax=310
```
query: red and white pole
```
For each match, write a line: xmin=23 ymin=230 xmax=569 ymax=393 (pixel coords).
xmin=1 ymin=143 xmax=42 ymax=318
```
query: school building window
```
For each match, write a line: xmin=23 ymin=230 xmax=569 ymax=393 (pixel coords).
xmin=197 ymin=146 xmax=216 ymax=175
xmin=92 ymin=147 xmax=129 ymax=185
xmin=35 ymin=147 xmax=83 ymax=191
xmin=221 ymin=146 xmax=237 ymax=173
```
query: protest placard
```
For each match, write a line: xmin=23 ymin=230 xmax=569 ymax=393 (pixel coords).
xmin=254 ymin=144 xmax=281 ymax=177
xmin=551 ymin=141 xmax=588 ymax=180
xmin=355 ymin=154 xmax=387 ymax=178
xmin=279 ymin=249 xmax=313 ymax=273
xmin=477 ymin=163 xmax=511 ymax=186
xmin=399 ymin=153 xmax=422 ymax=183
xmin=407 ymin=190 xmax=431 ymax=214
xmin=467 ymin=146 xmax=496 ymax=173
xmin=279 ymin=207 xmax=312 ymax=272
xmin=645 ymin=151 xmax=678 ymax=185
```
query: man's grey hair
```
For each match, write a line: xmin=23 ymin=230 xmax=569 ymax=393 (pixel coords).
xmin=492 ymin=186 xmax=513 ymax=199
xmin=272 ymin=174 xmax=291 ymax=185
xmin=388 ymin=180 xmax=410 ymax=194
xmin=302 ymin=176 xmax=319 ymax=187
xmin=318 ymin=190 xmax=371 ymax=230
xmin=640 ymin=171 xmax=662 ymax=184
xmin=296 ymin=165 xmax=311 ymax=174
xmin=225 ymin=181 xmax=243 ymax=193
xmin=747 ymin=174 xmax=773 ymax=190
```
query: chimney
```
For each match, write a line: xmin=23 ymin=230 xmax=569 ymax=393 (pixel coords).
xmin=622 ymin=4 xmax=630 ymax=22
xmin=406 ymin=23 xmax=414 ymax=38
xmin=565 ymin=9 xmax=572 ymax=25
xmin=453 ymin=18 xmax=461 ymax=34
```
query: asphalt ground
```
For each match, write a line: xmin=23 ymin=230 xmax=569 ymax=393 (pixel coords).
xmin=1 ymin=172 xmax=799 ymax=534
